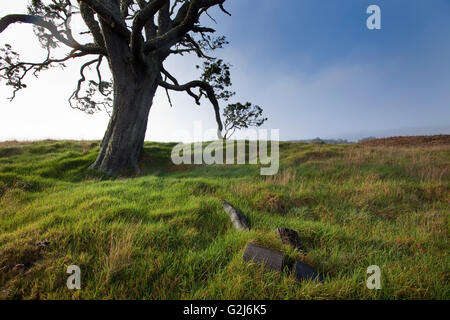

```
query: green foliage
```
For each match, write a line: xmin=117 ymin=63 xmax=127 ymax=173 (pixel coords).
xmin=0 ymin=140 xmax=448 ymax=299
xmin=1 ymin=0 xmax=74 ymax=100
xmin=198 ymin=58 xmax=235 ymax=101
xmin=27 ymin=0 xmax=73 ymax=49
xmin=223 ymin=102 xmax=267 ymax=139
xmin=196 ymin=59 xmax=267 ymax=139
xmin=0 ymin=44 xmax=28 ymax=98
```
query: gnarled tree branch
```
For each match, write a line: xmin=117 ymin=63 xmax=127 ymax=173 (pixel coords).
xmin=131 ymin=0 xmax=168 ymax=59
xmin=0 ymin=13 xmax=106 ymax=55
xmin=78 ymin=0 xmax=130 ymax=40
xmin=159 ymin=78 xmax=224 ymax=137
xmin=79 ymin=2 xmax=106 ymax=50
xmin=0 ymin=49 xmax=88 ymax=100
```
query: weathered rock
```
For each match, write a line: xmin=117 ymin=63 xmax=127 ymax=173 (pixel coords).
xmin=243 ymin=242 xmax=284 ymax=272
xmin=1 ymin=288 xmax=9 ymax=294
xmin=12 ymin=264 xmax=25 ymax=272
xmin=293 ymin=261 xmax=324 ymax=282
xmin=222 ymin=200 xmax=250 ymax=230
xmin=36 ymin=241 xmax=50 ymax=249
xmin=277 ymin=228 xmax=302 ymax=250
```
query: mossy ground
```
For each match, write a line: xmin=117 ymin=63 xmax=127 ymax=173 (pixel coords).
xmin=0 ymin=139 xmax=448 ymax=299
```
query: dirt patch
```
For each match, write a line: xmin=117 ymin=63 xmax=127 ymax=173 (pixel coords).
xmin=358 ymin=135 xmax=450 ymax=148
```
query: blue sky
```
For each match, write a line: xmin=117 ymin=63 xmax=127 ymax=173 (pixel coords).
xmin=0 ymin=0 xmax=449 ymax=142
xmin=210 ymin=0 xmax=450 ymax=140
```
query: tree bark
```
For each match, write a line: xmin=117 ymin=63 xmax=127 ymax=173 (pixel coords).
xmin=90 ymin=68 xmax=159 ymax=175
xmin=89 ymin=15 xmax=162 ymax=176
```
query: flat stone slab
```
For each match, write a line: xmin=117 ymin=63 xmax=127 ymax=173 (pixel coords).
xmin=293 ymin=261 xmax=324 ymax=282
xmin=277 ymin=228 xmax=302 ymax=250
xmin=222 ymin=200 xmax=250 ymax=231
xmin=243 ymin=242 xmax=284 ymax=272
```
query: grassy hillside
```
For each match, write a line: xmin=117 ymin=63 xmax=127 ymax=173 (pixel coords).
xmin=0 ymin=139 xmax=448 ymax=299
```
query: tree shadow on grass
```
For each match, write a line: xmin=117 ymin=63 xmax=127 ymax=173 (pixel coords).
xmin=138 ymin=141 xmax=261 ymax=179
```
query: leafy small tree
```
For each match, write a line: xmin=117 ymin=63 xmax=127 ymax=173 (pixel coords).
xmin=222 ymin=102 xmax=267 ymax=139
xmin=0 ymin=0 xmax=260 ymax=175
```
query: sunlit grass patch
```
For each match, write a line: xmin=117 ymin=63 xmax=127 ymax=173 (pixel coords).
xmin=0 ymin=140 xmax=448 ymax=299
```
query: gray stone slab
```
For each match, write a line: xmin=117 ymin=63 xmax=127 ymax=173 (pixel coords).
xmin=293 ymin=261 xmax=324 ymax=282
xmin=242 ymin=242 xmax=284 ymax=272
xmin=222 ymin=200 xmax=250 ymax=230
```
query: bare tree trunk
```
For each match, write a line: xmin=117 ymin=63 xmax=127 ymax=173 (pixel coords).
xmin=90 ymin=70 xmax=159 ymax=175
xmin=89 ymin=15 xmax=162 ymax=176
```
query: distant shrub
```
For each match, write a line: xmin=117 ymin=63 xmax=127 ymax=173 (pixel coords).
xmin=358 ymin=136 xmax=377 ymax=143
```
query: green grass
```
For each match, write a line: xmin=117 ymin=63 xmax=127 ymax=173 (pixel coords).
xmin=0 ymin=139 xmax=448 ymax=299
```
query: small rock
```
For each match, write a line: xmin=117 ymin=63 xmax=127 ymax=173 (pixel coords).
xmin=277 ymin=228 xmax=302 ymax=250
xmin=0 ymin=288 xmax=10 ymax=297
xmin=293 ymin=260 xmax=324 ymax=282
xmin=243 ymin=242 xmax=284 ymax=272
xmin=222 ymin=200 xmax=250 ymax=231
xmin=12 ymin=264 xmax=25 ymax=272
xmin=36 ymin=241 xmax=50 ymax=249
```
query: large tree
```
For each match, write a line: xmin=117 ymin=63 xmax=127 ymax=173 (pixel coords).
xmin=0 ymin=0 xmax=255 ymax=175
